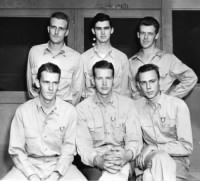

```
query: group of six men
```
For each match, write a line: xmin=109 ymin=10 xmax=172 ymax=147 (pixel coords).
xmin=1 ymin=11 xmax=198 ymax=181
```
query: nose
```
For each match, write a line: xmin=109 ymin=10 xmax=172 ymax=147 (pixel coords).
xmin=144 ymin=33 xmax=148 ymax=39
xmin=48 ymin=83 xmax=53 ymax=90
xmin=102 ymin=79 xmax=107 ymax=86
xmin=146 ymin=82 xmax=151 ymax=89
xmin=55 ymin=27 xmax=59 ymax=35
xmin=101 ymin=28 xmax=105 ymax=35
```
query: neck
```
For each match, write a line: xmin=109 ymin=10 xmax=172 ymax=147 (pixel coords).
xmin=96 ymin=92 xmax=112 ymax=105
xmin=140 ymin=46 xmax=157 ymax=63
xmin=147 ymin=91 xmax=161 ymax=104
xmin=95 ymin=41 xmax=111 ymax=50
xmin=39 ymin=95 xmax=56 ymax=110
xmin=48 ymin=41 xmax=64 ymax=52
xmin=142 ymin=45 xmax=157 ymax=55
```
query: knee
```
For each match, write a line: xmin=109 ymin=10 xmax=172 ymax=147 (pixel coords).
xmin=152 ymin=151 xmax=176 ymax=168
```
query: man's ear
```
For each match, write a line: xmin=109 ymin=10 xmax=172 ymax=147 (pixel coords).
xmin=34 ymin=79 xmax=40 ymax=89
xmin=91 ymin=28 xmax=95 ymax=35
xmin=111 ymin=27 xmax=114 ymax=35
xmin=136 ymin=81 xmax=141 ymax=90
xmin=65 ymin=29 xmax=69 ymax=37
xmin=137 ymin=32 xmax=140 ymax=39
xmin=47 ymin=26 xmax=50 ymax=33
xmin=155 ymin=31 xmax=160 ymax=40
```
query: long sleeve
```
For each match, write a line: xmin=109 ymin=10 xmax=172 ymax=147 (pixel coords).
xmin=76 ymin=105 xmax=97 ymax=166
xmin=120 ymin=55 xmax=131 ymax=97
xmin=55 ymin=107 xmax=77 ymax=175
xmin=124 ymin=102 xmax=143 ymax=159
xmin=72 ymin=57 xmax=84 ymax=105
xmin=26 ymin=48 xmax=38 ymax=98
xmin=157 ymin=99 xmax=193 ymax=156
xmin=9 ymin=108 xmax=36 ymax=178
xmin=168 ymin=54 xmax=198 ymax=98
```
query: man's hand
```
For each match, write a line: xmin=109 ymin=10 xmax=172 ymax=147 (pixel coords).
xmin=28 ymin=174 xmax=41 ymax=181
xmin=93 ymin=153 xmax=121 ymax=174
xmin=110 ymin=147 xmax=133 ymax=167
xmin=136 ymin=145 xmax=157 ymax=169
xmin=45 ymin=171 xmax=60 ymax=181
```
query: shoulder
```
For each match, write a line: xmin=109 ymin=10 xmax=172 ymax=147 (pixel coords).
xmin=158 ymin=50 xmax=180 ymax=61
xmin=116 ymin=93 xmax=136 ymax=107
xmin=112 ymin=47 xmax=128 ymax=59
xmin=76 ymin=96 xmax=94 ymax=110
xmin=163 ymin=94 xmax=188 ymax=109
xmin=56 ymin=97 xmax=76 ymax=111
xmin=64 ymin=45 xmax=80 ymax=57
xmin=129 ymin=51 xmax=140 ymax=62
xmin=80 ymin=48 xmax=93 ymax=58
xmin=15 ymin=98 xmax=36 ymax=115
xmin=29 ymin=43 xmax=47 ymax=52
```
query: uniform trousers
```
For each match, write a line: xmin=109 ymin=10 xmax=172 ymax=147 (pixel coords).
xmin=1 ymin=164 xmax=87 ymax=181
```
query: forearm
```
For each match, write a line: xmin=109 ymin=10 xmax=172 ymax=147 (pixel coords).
xmin=157 ymin=141 xmax=193 ymax=156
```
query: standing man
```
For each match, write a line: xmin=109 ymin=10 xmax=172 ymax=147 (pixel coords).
xmin=135 ymin=64 xmax=194 ymax=181
xmin=129 ymin=16 xmax=198 ymax=100
xmin=27 ymin=12 xmax=83 ymax=105
xmin=81 ymin=13 xmax=130 ymax=99
xmin=2 ymin=63 xmax=86 ymax=181
xmin=76 ymin=60 xmax=142 ymax=181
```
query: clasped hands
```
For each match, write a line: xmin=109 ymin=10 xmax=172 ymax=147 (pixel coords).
xmin=94 ymin=147 xmax=131 ymax=174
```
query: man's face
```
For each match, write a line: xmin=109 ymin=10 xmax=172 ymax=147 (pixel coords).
xmin=138 ymin=70 xmax=160 ymax=100
xmin=94 ymin=68 xmax=114 ymax=97
xmin=92 ymin=21 xmax=113 ymax=44
xmin=39 ymin=71 xmax=60 ymax=103
xmin=48 ymin=17 xmax=69 ymax=45
xmin=137 ymin=25 xmax=159 ymax=49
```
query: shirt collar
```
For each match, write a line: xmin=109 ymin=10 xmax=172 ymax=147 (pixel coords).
xmin=130 ymin=48 xmax=165 ymax=62
xmin=43 ymin=42 xmax=67 ymax=57
xmin=91 ymin=45 xmax=114 ymax=59
xmin=145 ymin=92 xmax=164 ymax=110
xmin=35 ymin=96 xmax=59 ymax=115
xmin=93 ymin=92 xmax=116 ymax=106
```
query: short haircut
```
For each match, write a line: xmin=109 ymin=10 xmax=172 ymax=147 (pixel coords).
xmin=50 ymin=11 xmax=69 ymax=29
xmin=137 ymin=16 xmax=160 ymax=34
xmin=92 ymin=60 xmax=115 ymax=78
xmin=91 ymin=13 xmax=113 ymax=29
xmin=135 ymin=64 xmax=160 ymax=82
xmin=37 ymin=62 xmax=61 ymax=81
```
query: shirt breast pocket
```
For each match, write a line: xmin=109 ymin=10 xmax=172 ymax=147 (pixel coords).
xmin=112 ymin=122 xmax=124 ymax=143
xmin=88 ymin=122 xmax=104 ymax=144
xmin=160 ymin=118 xmax=176 ymax=138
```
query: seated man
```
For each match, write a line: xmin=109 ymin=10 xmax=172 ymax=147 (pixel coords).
xmin=2 ymin=63 xmax=86 ymax=181
xmin=135 ymin=63 xmax=195 ymax=181
xmin=76 ymin=60 xmax=142 ymax=181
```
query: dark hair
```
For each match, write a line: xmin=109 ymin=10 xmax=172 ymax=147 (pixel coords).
xmin=92 ymin=60 xmax=114 ymax=78
xmin=50 ymin=11 xmax=69 ymax=29
xmin=135 ymin=64 xmax=160 ymax=82
xmin=137 ymin=16 xmax=160 ymax=34
xmin=37 ymin=62 xmax=61 ymax=80
xmin=91 ymin=13 xmax=113 ymax=29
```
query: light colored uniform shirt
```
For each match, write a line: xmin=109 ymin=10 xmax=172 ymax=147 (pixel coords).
xmin=9 ymin=97 xmax=77 ymax=179
xmin=136 ymin=93 xmax=193 ymax=156
xmin=76 ymin=92 xmax=142 ymax=166
xmin=81 ymin=46 xmax=130 ymax=98
xmin=27 ymin=43 xmax=83 ymax=105
xmin=129 ymin=48 xmax=198 ymax=99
